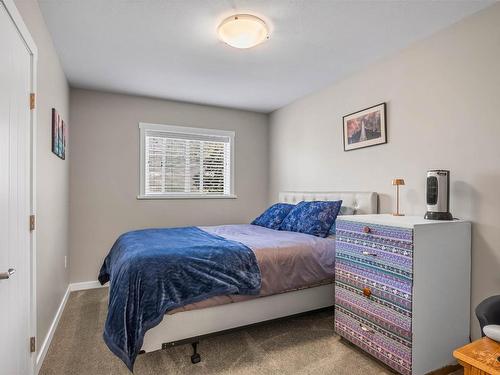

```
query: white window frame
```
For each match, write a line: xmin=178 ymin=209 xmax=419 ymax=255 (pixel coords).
xmin=138 ymin=122 xmax=236 ymax=199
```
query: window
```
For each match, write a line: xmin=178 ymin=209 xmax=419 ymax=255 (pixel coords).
xmin=139 ymin=123 xmax=235 ymax=199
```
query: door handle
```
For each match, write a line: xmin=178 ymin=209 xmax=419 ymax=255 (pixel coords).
xmin=0 ymin=268 xmax=15 ymax=280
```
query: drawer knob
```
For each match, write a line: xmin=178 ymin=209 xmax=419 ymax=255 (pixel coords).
xmin=363 ymin=226 xmax=371 ymax=234
xmin=362 ymin=287 xmax=372 ymax=298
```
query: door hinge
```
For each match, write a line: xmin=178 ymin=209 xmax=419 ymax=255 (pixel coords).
xmin=30 ymin=93 xmax=35 ymax=110
xmin=29 ymin=215 xmax=35 ymax=231
xmin=30 ymin=337 xmax=36 ymax=353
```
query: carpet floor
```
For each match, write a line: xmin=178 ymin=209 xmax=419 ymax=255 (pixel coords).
xmin=39 ymin=288 xmax=462 ymax=375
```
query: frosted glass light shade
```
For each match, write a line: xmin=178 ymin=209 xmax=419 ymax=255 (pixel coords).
xmin=217 ymin=14 xmax=269 ymax=49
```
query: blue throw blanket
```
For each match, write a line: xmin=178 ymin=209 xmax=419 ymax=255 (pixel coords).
xmin=98 ymin=227 xmax=261 ymax=371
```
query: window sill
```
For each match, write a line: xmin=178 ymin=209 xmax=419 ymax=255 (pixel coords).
xmin=137 ymin=194 xmax=238 ymax=200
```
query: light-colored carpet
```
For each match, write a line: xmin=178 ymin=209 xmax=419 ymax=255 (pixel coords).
xmin=39 ymin=288 xmax=462 ymax=375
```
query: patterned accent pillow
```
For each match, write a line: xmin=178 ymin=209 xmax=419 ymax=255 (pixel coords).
xmin=329 ymin=206 xmax=356 ymax=236
xmin=251 ymin=203 xmax=295 ymax=230
xmin=279 ymin=200 xmax=343 ymax=238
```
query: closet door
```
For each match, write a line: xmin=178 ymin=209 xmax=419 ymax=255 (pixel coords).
xmin=0 ymin=2 xmax=32 ymax=374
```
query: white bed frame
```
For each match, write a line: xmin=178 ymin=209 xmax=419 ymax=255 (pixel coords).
xmin=141 ymin=191 xmax=378 ymax=354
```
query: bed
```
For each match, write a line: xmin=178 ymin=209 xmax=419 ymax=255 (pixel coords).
xmin=101 ymin=191 xmax=378 ymax=368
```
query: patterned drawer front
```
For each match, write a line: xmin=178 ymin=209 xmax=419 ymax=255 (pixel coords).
xmin=335 ymin=279 xmax=412 ymax=341
xmin=337 ymin=219 xmax=413 ymax=243
xmin=335 ymin=307 xmax=412 ymax=375
xmin=335 ymin=259 xmax=412 ymax=311
xmin=336 ymin=220 xmax=413 ymax=281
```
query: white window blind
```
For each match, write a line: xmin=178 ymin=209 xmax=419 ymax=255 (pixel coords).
xmin=139 ymin=123 xmax=235 ymax=198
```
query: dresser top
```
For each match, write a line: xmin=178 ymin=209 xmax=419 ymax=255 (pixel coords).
xmin=337 ymin=214 xmax=467 ymax=228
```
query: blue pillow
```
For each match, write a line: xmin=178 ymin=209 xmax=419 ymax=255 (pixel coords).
xmin=251 ymin=203 xmax=295 ymax=230
xmin=279 ymin=200 xmax=343 ymax=238
xmin=329 ymin=206 xmax=356 ymax=236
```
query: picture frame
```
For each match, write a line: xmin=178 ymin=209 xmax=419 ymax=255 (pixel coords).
xmin=52 ymin=108 xmax=66 ymax=160
xmin=343 ymin=102 xmax=387 ymax=151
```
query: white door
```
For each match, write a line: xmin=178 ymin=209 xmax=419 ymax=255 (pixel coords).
xmin=0 ymin=2 xmax=33 ymax=374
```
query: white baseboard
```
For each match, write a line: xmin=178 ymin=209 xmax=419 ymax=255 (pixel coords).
xmin=35 ymin=281 xmax=107 ymax=373
xmin=69 ymin=280 xmax=107 ymax=292
xmin=35 ymin=285 xmax=70 ymax=374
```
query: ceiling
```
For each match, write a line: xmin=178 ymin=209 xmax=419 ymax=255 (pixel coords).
xmin=39 ymin=0 xmax=494 ymax=113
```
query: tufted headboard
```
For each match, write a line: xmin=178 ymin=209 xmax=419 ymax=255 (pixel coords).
xmin=278 ymin=191 xmax=378 ymax=215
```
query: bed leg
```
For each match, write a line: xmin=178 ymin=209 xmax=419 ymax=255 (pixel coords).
xmin=190 ymin=341 xmax=201 ymax=364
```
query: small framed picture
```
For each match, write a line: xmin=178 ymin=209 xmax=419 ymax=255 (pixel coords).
xmin=343 ymin=102 xmax=387 ymax=151
xmin=52 ymin=108 xmax=66 ymax=160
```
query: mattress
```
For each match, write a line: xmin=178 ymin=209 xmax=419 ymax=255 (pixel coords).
xmin=169 ymin=224 xmax=336 ymax=314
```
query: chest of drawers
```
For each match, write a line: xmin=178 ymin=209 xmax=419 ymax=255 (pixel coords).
xmin=334 ymin=215 xmax=471 ymax=375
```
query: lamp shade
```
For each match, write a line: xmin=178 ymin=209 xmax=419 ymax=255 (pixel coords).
xmin=392 ymin=178 xmax=405 ymax=186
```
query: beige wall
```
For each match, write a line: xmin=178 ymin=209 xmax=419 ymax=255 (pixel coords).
xmin=69 ymin=89 xmax=269 ymax=282
xmin=14 ymin=0 xmax=70 ymax=350
xmin=269 ymin=3 xmax=500 ymax=339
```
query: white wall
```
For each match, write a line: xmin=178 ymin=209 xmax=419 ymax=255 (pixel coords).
xmin=13 ymin=0 xmax=70 ymax=352
xmin=69 ymin=89 xmax=269 ymax=283
xmin=269 ymin=4 xmax=500 ymax=339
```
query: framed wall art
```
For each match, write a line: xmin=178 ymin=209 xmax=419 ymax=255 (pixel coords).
xmin=343 ymin=102 xmax=386 ymax=151
xmin=52 ymin=108 xmax=66 ymax=160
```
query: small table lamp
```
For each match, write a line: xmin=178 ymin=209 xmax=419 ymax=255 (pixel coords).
xmin=392 ymin=178 xmax=405 ymax=216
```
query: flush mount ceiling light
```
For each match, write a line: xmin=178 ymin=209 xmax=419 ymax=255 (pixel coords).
xmin=217 ymin=14 xmax=270 ymax=49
